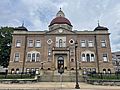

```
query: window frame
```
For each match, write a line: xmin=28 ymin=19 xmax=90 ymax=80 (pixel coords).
xmin=103 ymin=53 xmax=108 ymax=62
xmin=80 ymin=40 xmax=86 ymax=47
xmin=88 ymin=40 xmax=94 ymax=47
xmin=35 ymin=40 xmax=41 ymax=48
xmin=16 ymin=40 xmax=21 ymax=47
xmin=14 ymin=53 xmax=20 ymax=62
xmin=101 ymin=40 xmax=107 ymax=48
xmin=28 ymin=40 xmax=34 ymax=47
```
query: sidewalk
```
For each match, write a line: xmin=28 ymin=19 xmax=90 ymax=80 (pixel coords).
xmin=0 ymin=82 xmax=120 ymax=90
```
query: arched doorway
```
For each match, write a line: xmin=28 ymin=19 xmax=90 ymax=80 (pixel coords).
xmin=57 ymin=56 xmax=64 ymax=69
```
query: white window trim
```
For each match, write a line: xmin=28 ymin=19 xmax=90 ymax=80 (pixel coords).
xmin=16 ymin=40 xmax=21 ymax=47
xmin=103 ymin=53 xmax=109 ymax=62
xmin=28 ymin=40 xmax=34 ymax=47
xmin=80 ymin=40 xmax=86 ymax=47
xmin=101 ymin=40 xmax=107 ymax=47
xmin=69 ymin=39 xmax=75 ymax=45
xmin=26 ymin=51 xmax=40 ymax=62
xmin=88 ymin=40 xmax=94 ymax=47
xmin=35 ymin=40 xmax=41 ymax=47
xmin=81 ymin=50 xmax=95 ymax=62
xmin=14 ymin=52 xmax=20 ymax=62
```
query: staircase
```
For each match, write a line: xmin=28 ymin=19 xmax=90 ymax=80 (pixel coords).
xmin=37 ymin=70 xmax=84 ymax=82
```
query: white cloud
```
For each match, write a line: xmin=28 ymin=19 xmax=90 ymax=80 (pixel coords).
xmin=0 ymin=0 xmax=120 ymax=52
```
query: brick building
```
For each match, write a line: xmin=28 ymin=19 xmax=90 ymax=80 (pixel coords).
xmin=8 ymin=9 xmax=113 ymax=74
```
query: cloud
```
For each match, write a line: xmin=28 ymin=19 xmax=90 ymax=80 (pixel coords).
xmin=0 ymin=0 xmax=120 ymax=52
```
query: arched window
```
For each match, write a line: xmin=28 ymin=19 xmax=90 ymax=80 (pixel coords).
xmin=27 ymin=53 xmax=31 ymax=62
xmin=108 ymin=69 xmax=111 ymax=74
xmin=82 ymin=54 xmax=85 ymax=61
xmin=32 ymin=53 xmax=35 ymax=62
xmin=16 ymin=68 xmax=19 ymax=74
xmin=103 ymin=69 xmax=106 ymax=74
xmin=86 ymin=54 xmax=90 ymax=62
xmin=11 ymin=68 xmax=14 ymax=74
xmin=36 ymin=53 xmax=40 ymax=62
xmin=91 ymin=54 xmax=94 ymax=61
xmin=59 ymin=39 xmax=62 ymax=47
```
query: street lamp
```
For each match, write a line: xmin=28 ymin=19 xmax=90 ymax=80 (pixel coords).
xmin=75 ymin=41 xmax=80 ymax=89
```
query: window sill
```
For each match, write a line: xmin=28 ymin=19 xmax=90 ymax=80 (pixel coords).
xmin=103 ymin=61 xmax=109 ymax=63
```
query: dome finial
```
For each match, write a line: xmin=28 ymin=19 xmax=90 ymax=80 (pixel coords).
xmin=56 ymin=8 xmax=65 ymax=17
xmin=98 ymin=20 xmax=100 ymax=27
xmin=60 ymin=7 xmax=61 ymax=10
xmin=22 ymin=21 xmax=24 ymax=27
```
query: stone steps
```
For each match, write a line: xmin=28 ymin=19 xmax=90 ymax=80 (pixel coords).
xmin=38 ymin=70 xmax=84 ymax=82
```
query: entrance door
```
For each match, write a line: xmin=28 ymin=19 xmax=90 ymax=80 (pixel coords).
xmin=57 ymin=56 xmax=64 ymax=69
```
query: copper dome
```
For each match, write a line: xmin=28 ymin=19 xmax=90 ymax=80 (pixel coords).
xmin=49 ymin=16 xmax=72 ymax=27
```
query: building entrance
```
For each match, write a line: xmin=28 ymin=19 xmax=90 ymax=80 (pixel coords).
xmin=57 ymin=56 xmax=64 ymax=69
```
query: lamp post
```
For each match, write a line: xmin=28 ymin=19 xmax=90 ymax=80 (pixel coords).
xmin=75 ymin=41 xmax=80 ymax=89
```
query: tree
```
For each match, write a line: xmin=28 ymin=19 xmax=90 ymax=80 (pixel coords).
xmin=0 ymin=27 xmax=14 ymax=67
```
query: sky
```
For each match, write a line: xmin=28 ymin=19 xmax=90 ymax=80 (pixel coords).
xmin=0 ymin=0 xmax=120 ymax=52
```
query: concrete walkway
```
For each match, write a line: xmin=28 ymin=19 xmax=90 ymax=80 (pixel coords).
xmin=0 ymin=82 xmax=120 ymax=90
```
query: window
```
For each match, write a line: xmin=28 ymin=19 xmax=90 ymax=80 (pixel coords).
xmin=11 ymin=68 xmax=14 ymax=74
xmin=27 ymin=53 xmax=31 ymax=62
xmin=103 ymin=69 xmax=106 ymax=74
xmin=69 ymin=39 xmax=74 ymax=44
xmin=81 ymin=40 xmax=86 ymax=47
xmin=35 ymin=40 xmax=41 ymax=47
xmin=28 ymin=40 xmax=33 ymax=47
xmin=35 ymin=68 xmax=39 ymax=74
xmin=14 ymin=53 xmax=20 ymax=62
xmin=32 ymin=53 xmax=35 ymax=62
xmin=86 ymin=54 xmax=90 ymax=62
xmin=82 ymin=54 xmax=86 ymax=61
xmin=48 ymin=48 xmax=51 ymax=56
xmin=59 ymin=39 xmax=62 ymax=47
xmin=16 ymin=40 xmax=21 ymax=47
xmin=70 ymin=49 xmax=74 ymax=56
xmin=71 ymin=59 xmax=74 ymax=62
xmin=91 ymin=54 xmax=95 ymax=61
xmin=26 ymin=68 xmax=30 ymax=74
xmin=88 ymin=40 xmax=94 ymax=47
xmin=16 ymin=68 xmax=19 ymax=74
xmin=103 ymin=54 xmax=108 ymax=62
xmin=36 ymin=53 xmax=40 ymax=62
xmin=27 ymin=52 xmax=40 ymax=62
xmin=101 ymin=40 xmax=106 ymax=47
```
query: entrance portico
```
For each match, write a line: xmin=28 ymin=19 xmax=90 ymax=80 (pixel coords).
xmin=52 ymin=49 xmax=70 ymax=70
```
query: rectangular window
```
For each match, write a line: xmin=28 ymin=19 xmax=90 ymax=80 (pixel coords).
xmin=103 ymin=54 xmax=108 ymax=62
xmin=35 ymin=68 xmax=39 ymax=74
xmin=16 ymin=40 xmax=21 ymax=47
xmin=101 ymin=40 xmax=106 ymax=47
xmin=81 ymin=40 xmax=86 ymax=47
xmin=28 ymin=40 xmax=33 ymax=47
xmin=88 ymin=40 xmax=94 ymax=47
xmin=27 ymin=53 xmax=31 ymax=62
xmin=14 ymin=53 xmax=20 ymax=62
xmin=48 ymin=48 xmax=51 ymax=56
xmin=26 ymin=68 xmax=30 ymax=74
xmin=35 ymin=40 xmax=41 ymax=47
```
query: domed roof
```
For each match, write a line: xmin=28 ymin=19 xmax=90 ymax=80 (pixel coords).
xmin=14 ymin=23 xmax=28 ymax=31
xmin=49 ymin=16 xmax=72 ymax=27
xmin=49 ymin=8 xmax=72 ymax=27
xmin=94 ymin=22 xmax=108 ymax=31
xmin=94 ymin=26 xmax=108 ymax=31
